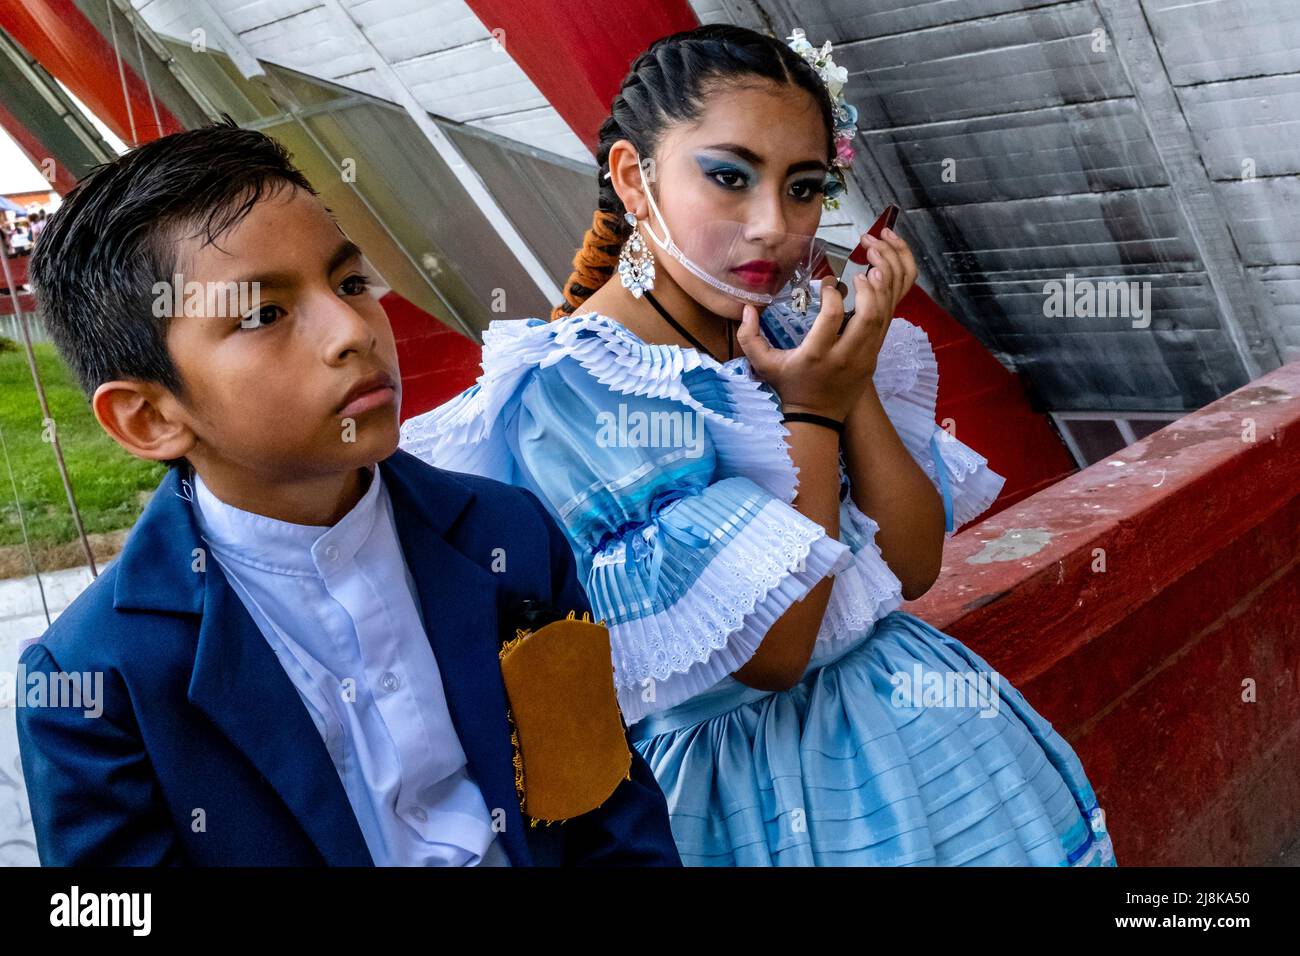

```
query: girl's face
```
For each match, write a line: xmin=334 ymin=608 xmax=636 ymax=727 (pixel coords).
xmin=642 ymin=79 xmax=833 ymax=319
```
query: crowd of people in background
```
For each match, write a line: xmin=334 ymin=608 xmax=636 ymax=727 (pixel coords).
xmin=0 ymin=209 xmax=46 ymax=294
xmin=1 ymin=209 xmax=47 ymax=258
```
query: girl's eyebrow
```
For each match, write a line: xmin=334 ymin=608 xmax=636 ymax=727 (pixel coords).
xmin=701 ymin=143 xmax=828 ymax=176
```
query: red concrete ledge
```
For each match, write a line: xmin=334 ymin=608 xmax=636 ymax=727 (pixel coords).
xmin=905 ymin=359 xmax=1300 ymax=865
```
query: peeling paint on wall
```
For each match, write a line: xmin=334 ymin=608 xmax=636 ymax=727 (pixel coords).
xmin=967 ymin=528 xmax=1055 ymax=564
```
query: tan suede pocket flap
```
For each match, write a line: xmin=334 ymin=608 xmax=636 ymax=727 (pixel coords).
xmin=500 ymin=614 xmax=632 ymax=823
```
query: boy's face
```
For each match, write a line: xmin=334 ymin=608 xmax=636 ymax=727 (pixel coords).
xmin=164 ymin=185 xmax=401 ymax=481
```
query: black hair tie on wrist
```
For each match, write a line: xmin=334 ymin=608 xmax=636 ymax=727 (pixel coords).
xmin=781 ymin=411 xmax=845 ymax=437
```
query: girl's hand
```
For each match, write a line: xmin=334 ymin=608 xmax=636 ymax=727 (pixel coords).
xmin=737 ymin=275 xmax=882 ymax=421
xmin=857 ymin=227 xmax=917 ymax=324
xmin=843 ymin=227 xmax=918 ymax=414
xmin=737 ymin=223 xmax=917 ymax=420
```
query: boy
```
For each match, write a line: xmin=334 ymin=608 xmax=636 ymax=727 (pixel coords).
xmin=16 ymin=119 xmax=679 ymax=866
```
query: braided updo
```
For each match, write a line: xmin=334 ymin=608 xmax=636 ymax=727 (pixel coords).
xmin=549 ymin=24 xmax=837 ymax=321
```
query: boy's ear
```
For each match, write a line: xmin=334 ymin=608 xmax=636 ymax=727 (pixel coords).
xmin=91 ymin=380 xmax=197 ymax=464
xmin=607 ymin=139 xmax=650 ymax=219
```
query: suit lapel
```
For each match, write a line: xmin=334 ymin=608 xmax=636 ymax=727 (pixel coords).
xmin=115 ymin=467 xmax=372 ymax=865
xmin=381 ymin=451 xmax=533 ymax=866
xmin=186 ymin=566 xmax=374 ymax=866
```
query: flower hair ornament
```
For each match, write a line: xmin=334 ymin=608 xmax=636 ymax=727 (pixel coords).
xmin=785 ymin=28 xmax=858 ymax=211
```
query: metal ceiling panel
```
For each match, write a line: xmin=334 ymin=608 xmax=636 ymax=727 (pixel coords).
xmin=132 ymin=0 xmax=592 ymax=161
xmin=699 ymin=0 xmax=1299 ymax=411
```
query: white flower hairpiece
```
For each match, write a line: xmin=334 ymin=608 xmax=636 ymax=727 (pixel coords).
xmin=786 ymin=28 xmax=858 ymax=210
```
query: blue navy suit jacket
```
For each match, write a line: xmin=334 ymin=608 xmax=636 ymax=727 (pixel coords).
xmin=16 ymin=449 xmax=680 ymax=866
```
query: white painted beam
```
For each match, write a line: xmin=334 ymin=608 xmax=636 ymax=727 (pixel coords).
xmin=316 ymin=0 xmax=563 ymax=307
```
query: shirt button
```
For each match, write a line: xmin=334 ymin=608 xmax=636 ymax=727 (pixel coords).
xmin=409 ymin=806 xmax=428 ymax=823
xmin=380 ymin=671 xmax=400 ymax=693
xmin=323 ymin=544 xmax=340 ymax=561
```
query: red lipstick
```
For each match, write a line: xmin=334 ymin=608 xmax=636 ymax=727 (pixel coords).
xmin=730 ymin=259 xmax=781 ymax=288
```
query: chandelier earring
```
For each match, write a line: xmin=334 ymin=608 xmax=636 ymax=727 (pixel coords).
xmin=616 ymin=211 xmax=656 ymax=298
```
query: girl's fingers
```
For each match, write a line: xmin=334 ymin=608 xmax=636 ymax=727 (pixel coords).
xmin=868 ymin=235 xmax=905 ymax=303
xmin=803 ymin=277 xmax=845 ymax=354
xmin=882 ymin=228 xmax=918 ymax=304
xmin=848 ymin=275 xmax=893 ymax=373
xmin=735 ymin=303 xmax=775 ymax=371
xmin=838 ymin=272 xmax=884 ymax=355
xmin=885 ymin=228 xmax=918 ymax=288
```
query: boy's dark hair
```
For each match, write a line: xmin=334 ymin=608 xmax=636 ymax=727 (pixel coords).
xmin=30 ymin=116 xmax=317 ymax=469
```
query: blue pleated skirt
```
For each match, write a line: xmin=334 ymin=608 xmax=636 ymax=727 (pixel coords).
xmin=629 ymin=609 xmax=1116 ymax=866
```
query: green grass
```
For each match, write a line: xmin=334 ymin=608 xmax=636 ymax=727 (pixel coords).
xmin=0 ymin=338 xmax=164 ymax=548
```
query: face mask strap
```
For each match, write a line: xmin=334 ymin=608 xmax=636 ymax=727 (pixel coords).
xmin=635 ymin=157 xmax=777 ymax=307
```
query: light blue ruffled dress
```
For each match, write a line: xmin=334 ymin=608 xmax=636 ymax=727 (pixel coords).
xmin=400 ymin=291 xmax=1116 ymax=867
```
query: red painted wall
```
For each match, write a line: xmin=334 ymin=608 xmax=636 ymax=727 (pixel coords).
xmin=0 ymin=253 xmax=31 ymax=306
xmin=382 ymin=292 xmax=482 ymax=421
xmin=906 ymin=357 xmax=1300 ymax=864
xmin=0 ymin=0 xmax=182 ymax=147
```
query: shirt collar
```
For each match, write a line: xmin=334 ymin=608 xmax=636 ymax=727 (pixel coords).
xmin=192 ymin=465 xmax=384 ymax=576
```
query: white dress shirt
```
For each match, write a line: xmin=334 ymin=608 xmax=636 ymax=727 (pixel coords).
xmin=190 ymin=465 xmax=509 ymax=866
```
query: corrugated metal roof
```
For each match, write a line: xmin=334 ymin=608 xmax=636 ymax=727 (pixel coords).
xmin=698 ymin=0 xmax=1299 ymax=415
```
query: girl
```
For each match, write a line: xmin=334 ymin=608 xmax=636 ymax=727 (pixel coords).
xmin=401 ymin=24 xmax=1115 ymax=867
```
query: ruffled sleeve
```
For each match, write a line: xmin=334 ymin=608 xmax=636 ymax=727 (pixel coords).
xmin=873 ymin=324 xmax=1006 ymax=535
xmin=400 ymin=315 xmax=852 ymax=725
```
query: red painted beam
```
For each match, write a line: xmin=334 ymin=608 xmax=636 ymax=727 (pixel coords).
xmin=0 ymin=99 xmax=77 ymax=196
xmin=463 ymin=0 xmax=698 ymax=148
xmin=0 ymin=0 xmax=183 ymax=146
